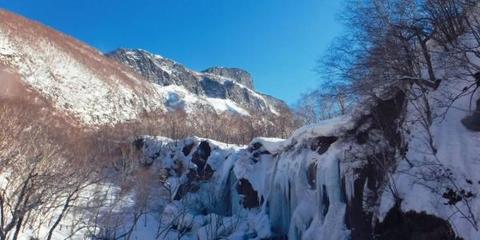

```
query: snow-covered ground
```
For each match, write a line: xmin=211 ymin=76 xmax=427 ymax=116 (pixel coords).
xmin=378 ymin=65 xmax=480 ymax=239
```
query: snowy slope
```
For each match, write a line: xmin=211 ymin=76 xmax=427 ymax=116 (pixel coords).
xmin=378 ymin=59 xmax=480 ymax=239
xmin=0 ymin=10 xmax=253 ymax=125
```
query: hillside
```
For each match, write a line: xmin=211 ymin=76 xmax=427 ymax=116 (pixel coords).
xmin=0 ymin=10 xmax=287 ymax=126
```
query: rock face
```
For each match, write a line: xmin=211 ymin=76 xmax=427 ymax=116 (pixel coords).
xmin=106 ymin=48 xmax=288 ymax=115
xmin=202 ymin=67 xmax=254 ymax=89
xmin=105 ymin=49 xmax=203 ymax=94
xmin=374 ymin=202 xmax=460 ymax=240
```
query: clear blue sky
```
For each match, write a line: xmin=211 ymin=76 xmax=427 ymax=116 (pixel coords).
xmin=0 ymin=0 xmax=343 ymax=104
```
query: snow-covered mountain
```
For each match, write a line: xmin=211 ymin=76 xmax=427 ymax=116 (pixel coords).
xmin=0 ymin=10 xmax=164 ymax=125
xmin=106 ymin=48 xmax=287 ymax=116
xmin=0 ymin=10 xmax=284 ymax=126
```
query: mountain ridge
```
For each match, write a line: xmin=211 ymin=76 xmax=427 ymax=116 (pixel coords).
xmin=0 ymin=9 xmax=290 ymax=127
xmin=106 ymin=48 xmax=288 ymax=116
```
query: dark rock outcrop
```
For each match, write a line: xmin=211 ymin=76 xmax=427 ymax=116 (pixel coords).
xmin=462 ymin=97 xmax=480 ymax=131
xmin=236 ymin=178 xmax=260 ymax=209
xmin=182 ymin=142 xmax=195 ymax=156
xmin=105 ymin=48 xmax=289 ymax=115
xmin=191 ymin=141 xmax=212 ymax=176
xmin=105 ymin=49 xmax=204 ymax=94
xmin=345 ymin=88 xmax=407 ymax=240
xmin=202 ymin=67 xmax=254 ymax=89
xmin=310 ymin=136 xmax=337 ymax=154
xmin=374 ymin=202 xmax=461 ymax=240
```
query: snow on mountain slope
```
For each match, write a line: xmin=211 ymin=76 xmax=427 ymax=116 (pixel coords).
xmin=0 ymin=10 xmax=252 ymax=125
xmin=106 ymin=48 xmax=286 ymax=116
xmin=158 ymin=84 xmax=250 ymax=115
xmin=0 ymin=10 xmax=167 ymax=125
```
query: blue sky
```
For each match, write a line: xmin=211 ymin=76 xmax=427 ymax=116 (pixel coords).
xmin=0 ymin=0 xmax=343 ymax=104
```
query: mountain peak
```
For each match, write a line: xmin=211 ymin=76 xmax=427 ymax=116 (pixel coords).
xmin=106 ymin=48 xmax=287 ymax=115
xmin=108 ymin=48 xmax=167 ymax=60
xmin=202 ymin=67 xmax=254 ymax=89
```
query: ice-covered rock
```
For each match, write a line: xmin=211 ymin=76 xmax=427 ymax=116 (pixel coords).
xmin=124 ymin=79 xmax=477 ymax=239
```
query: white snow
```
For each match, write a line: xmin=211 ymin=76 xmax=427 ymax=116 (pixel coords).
xmin=0 ymin=25 xmax=168 ymax=125
xmin=155 ymin=84 xmax=250 ymax=116
xmin=0 ymin=26 xmax=253 ymax=125
xmin=376 ymin=33 xmax=480 ymax=240
xmin=249 ymin=114 xmax=354 ymax=154
xmin=205 ymin=98 xmax=250 ymax=116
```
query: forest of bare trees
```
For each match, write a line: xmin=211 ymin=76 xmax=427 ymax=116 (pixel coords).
xmin=121 ymin=106 xmax=298 ymax=145
xmin=0 ymin=87 xmax=298 ymax=238
xmin=0 ymin=92 xmax=107 ymax=239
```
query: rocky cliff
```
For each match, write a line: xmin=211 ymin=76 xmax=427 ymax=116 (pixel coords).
xmin=106 ymin=48 xmax=287 ymax=115
xmin=202 ymin=67 xmax=254 ymax=89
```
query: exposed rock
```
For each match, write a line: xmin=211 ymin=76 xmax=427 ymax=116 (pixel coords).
xmin=236 ymin=178 xmax=260 ymax=209
xmin=321 ymin=185 xmax=329 ymax=217
xmin=369 ymin=90 xmax=406 ymax=148
xmin=182 ymin=142 xmax=195 ymax=156
xmin=202 ymin=67 xmax=254 ymax=89
xmin=174 ymin=181 xmax=200 ymax=200
xmin=173 ymin=159 xmax=184 ymax=176
xmin=356 ymin=131 xmax=369 ymax=144
xmin=200 ymin=77 xmax=227 ymax=98
xmin=105 ymin=48 xmax=290 ymax=116
xmin=310 ymin=136 xmax=337 ymax=154
xmin=374 ymin=202 xmax=461 ymax=240
xmin=191 ymin=141 xmax=211 ymax=175
xmin=105 ymin=49 xmax=204 ymax=94
xmin=252 ymin=150 xmax=270 ymax=158
xmin=202 ymin=164 xmax=215 ymax=180
xmin=462 ymin=97 xmax=480 ymax=131
xmin=345 ymin=89 xmax=407 ymax=240
xmin=249 ymin=142 xmax=263 ymax=152
xmin=133 ymin=138 xmax=145 ymax=150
